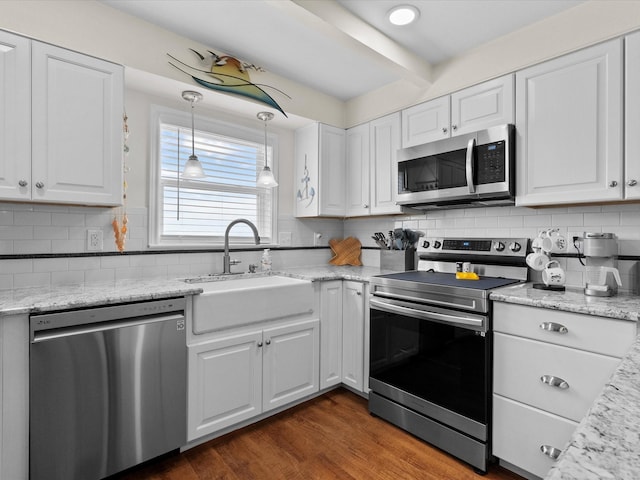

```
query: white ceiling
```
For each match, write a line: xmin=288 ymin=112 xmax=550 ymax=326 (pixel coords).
xmin=101 ymin=0 xmax=583 ymax=101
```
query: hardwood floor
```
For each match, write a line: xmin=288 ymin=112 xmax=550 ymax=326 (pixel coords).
xmin=116 ymin=388 xmax=524 ymax=480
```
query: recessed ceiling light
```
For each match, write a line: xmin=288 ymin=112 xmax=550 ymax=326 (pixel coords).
xmin=388 ymin=5 xmax=420 ymax=26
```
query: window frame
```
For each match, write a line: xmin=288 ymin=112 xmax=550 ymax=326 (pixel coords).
xmin=149 ymin=105 xmax=279 ymax=249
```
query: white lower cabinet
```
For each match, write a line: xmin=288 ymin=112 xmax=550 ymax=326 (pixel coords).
xmin=319 ymin=280 xmax=368 ymax=393
xmin=492 ymin=302 xmax=635 ymax=478
xmin=188 ymin=318 xmax=319 ymax=441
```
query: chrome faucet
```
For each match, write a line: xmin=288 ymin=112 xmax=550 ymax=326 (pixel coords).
xmin=223 ymin=219 xmax=260 ymax=274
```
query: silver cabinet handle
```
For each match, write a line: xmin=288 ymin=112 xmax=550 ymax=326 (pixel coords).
xmin=541 ymin=375 xmax=569 ymax=389
xmin=257 ymin=341 xmax=263 ymax=347
xmin=609 ymin=180 xmax=618 ymax=187
xmin=442 ymin=127 xmax=448 ymax=134
xmin=265 ymin=339 xmax=271 ymax=345
xmin=628 ymin=179 xmax=638 ymax=187
xmin=540 ymin=322 xmax=568 ymax=334
xmin=35 ymin=182 xmax=45 ymax=189
xmin=18 ymin=180 xmax=28 ymax=187
xmin=540 ymin=445 xmax=562 ymax=460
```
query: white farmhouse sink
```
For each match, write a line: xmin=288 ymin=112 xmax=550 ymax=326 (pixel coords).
xmin=191 ymin=275 xmax=314 ymax=333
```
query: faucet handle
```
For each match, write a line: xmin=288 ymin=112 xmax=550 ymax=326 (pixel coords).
xmin=248 ymin=264 xmax=257 ymax=273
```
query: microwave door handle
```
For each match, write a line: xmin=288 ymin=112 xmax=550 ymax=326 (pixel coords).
xmin=466 ymin=137 xmax=476 ymax=193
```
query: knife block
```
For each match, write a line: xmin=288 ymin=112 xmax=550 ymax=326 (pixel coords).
xmin=380 ymin=248 xmax=415 ymax=272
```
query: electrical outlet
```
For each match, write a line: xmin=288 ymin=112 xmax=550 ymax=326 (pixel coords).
xmin=314 ymin=232 xmax=323 ymax=247
xmin=87 ymin=229 xmax=103 ymax=251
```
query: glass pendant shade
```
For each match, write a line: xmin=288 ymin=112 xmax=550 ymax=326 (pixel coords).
xmin=181 ymin=90 xmax=206 ymax=179
xmin=257 ymin=111 xmax=278 ymax=187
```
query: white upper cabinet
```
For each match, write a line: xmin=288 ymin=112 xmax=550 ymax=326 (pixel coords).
xmin=401 ymin=74 xmax=514 ymax=148
xmin=625 ymin=31 xmax=640 ymax=200
xmin=294 ymin=122 xmax=345 ymax=217
xmin=0 ymin=31 xmax=30 ymax=200
xmin=31 ymin=42 xmax=124 ymax=206
xmin=345 ymin=123 xmax=370 ymax=217
xmin=515 ymin=39 xmax=623 ymax=207
xmin=370 ymin=112 xmax=403 ymax=215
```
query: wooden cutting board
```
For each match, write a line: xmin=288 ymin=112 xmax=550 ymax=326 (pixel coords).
xmin=329 ymin=237 xmax=362 ymax=266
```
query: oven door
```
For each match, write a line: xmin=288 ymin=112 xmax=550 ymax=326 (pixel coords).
xmin=369 ymin=296 xmax=490 ymax=441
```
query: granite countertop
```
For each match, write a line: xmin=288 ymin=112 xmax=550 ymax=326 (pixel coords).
xmin=490 ymin=282 xmax=640 ymax=322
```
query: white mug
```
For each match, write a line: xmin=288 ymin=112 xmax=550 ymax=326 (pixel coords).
xmin=541 ymin=230 xmax=566 ymax=254
xmin=542 ymin=260 xmax=565 ymax=286
xmin=526 ymin=251 xmax=550 ymax=271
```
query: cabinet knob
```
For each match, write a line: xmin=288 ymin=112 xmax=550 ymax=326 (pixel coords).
xmin=442 ymin=127 xmax=448 ymax=134
xmin=18 ymin=180 xmax=28 ymax=187
xmin=452 ymin=124 xmax=458 ymax=131
xmin=540 ymin=445 xmax=562 ymax=460
xmin=356 ymin=291 xmax=362 ymax=296
xmin=540 ymin=322 xmax=568 ymax=334
xmin=540 ymin=375 xmax=569 ymax=389
xmin=628 ymin=179 xmax=638 ymax=187
xmin=265 ymin=339 xmax=271 ymax=345
xmin=257 ymin=341 xmax=263 ymax=348
xmin=609 ymin=180 xmax=618 ymax=188
xmin=35 ymin=182 xmax=45 ymax=189
xmin=363 ymin=204 xmax=369 ymax=209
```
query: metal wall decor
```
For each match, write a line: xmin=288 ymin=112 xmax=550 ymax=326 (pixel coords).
xmin=168 ymin=49 xmax=290 ymax=117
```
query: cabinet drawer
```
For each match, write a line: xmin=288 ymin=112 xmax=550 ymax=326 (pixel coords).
xmin=493 ymin=394 xmax=577 ymax=478
xmin=494 ymin=302 xmax=635 ymax=357
xmin=494 ymin=333 xmax=620 ymax=422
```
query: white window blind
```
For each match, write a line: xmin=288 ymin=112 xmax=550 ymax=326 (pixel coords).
xmin=154 ymin=119 xmax=275 ymax=246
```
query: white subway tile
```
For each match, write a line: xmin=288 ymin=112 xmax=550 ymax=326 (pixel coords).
xmin=497 ymin=216 xmax=523 ymax=228
xmin=0 ymin=274 xmax=13 ymax=290
xmin=51 ymin=213 xmax=85 ymax=227
xmin=101 ymin=256 xmax=130 ymax=269
xmin=0 ymin=211 xmax=13 ymax=225
xmin=13 ymin=240 xmax=52 ymax=254
xmin=523 ymin=214 xmax=552 ymax=227
xmin=584 ymin=212 xmax=620 ymax=226
xmin=167 ymin=264 xmax=191 ymax=278
xmin=51 ymin=239 xmax=85 ymax=253
xmin=551 ymin=213 xmax=584 ymax=226
xmin=0 ymin=226 xmax=33 ymax=240
xmin=454 ymin=217 xmax=476 ymax=228
xmin=13 ymin=272 xmax=50 ymax=288
xmin=68 ymin=257 xmax=101 ymax=271
xmin=51 ymin=270 xmax=84 ymax=286
xmin=620 ymin=211 xmax=640 ymax=226
xmin=475 ymin=216 xmax=498 ymax=228
xmin=0 ymin=241 xmax=13 ymax=254
xmin=34 ymin=226 xmax=69 ymax=240
xmin=34 ymin=258 xmax=69 ymax=273
xmin=14 ymin=211 xmax=51 ymax=226
xmin=84 ymin=268 xmax=115 ymax=284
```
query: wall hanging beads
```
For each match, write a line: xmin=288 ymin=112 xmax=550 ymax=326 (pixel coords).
xmin=112 ymin=112 xmax=129 ymax=252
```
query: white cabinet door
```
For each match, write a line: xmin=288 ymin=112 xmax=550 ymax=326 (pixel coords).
xmin=294 ymin=123 xmax=345 ymax=217
xmin=516 ymin=39 xmax=623 ymax=206
xmin=320 ymin=281 xmax=343 ymax=389
xmin=31 ymin=42 xmax=123 ymax=206
xmin=0 ymin=31 xmax=30 ymax=201
xmin=401 ymin=96 xmax=450 ymax=147
xmin=493 ymin=394 xmax=577 ymax=479
xmin=625 ymin=31 xmax=640 ymax=199
xmin=342 ymin=281 xmax=365 ymax=392
xmin=345 ymin=123 xmax=370 ymax=216
xmin=370 ymin=112 xmax=403 ymax=215
xmin=188 ymin=330 xmax=263 ymax=441
xmin=451 ymin=74 xmax=514 ymax=136
xmin=263 ymin=318 xmax=319 ymax=411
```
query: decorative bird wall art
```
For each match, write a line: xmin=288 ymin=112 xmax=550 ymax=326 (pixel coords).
xmin=168 ymin=48 xmax=290 ymax=117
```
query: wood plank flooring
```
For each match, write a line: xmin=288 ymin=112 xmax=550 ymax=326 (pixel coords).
xmin=115 ymin=388 xmax=524 ymax=480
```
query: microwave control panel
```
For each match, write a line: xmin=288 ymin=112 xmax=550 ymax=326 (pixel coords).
xmin=477 ymin=141 xmax=506 ymax=184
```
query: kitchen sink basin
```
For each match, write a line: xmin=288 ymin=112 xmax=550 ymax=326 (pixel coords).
xmin=190 ymin=275 xmax=314 ymax=333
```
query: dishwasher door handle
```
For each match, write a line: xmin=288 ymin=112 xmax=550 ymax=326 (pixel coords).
xmin=32 ymin=313 xmax=185 ymax=343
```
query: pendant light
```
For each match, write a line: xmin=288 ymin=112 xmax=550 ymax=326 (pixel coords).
xmin=256 ymin=111 xmax=278 ymax=188
xmin=181 ymin=90 xmax=206 ymax=178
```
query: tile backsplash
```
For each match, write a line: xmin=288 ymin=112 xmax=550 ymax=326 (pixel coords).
xmin=0 ymin=202 xmax=639 ymax=293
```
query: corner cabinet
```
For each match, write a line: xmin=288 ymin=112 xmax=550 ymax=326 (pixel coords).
xmin=492 ymin=302 xmax=635 ymax=478
xmin=188 ymin=318 xmax=320 ymax=441
xmin=515 ymin=39 xmax=623 ymax=207
xmin=401 ymin=74 xmax=514 ymax=148
xmin=294 ymin=123 xmax=345 ymax=217
xmin=625 ymin=31 xmax=640 ymax=199
xmin=319 ymin=280 xmax=368 ymax=393
xmin=0 ymin=31 xmax=124 ymax=206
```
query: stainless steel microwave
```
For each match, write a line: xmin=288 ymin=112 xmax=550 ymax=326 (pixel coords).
xmin=396 ymin=124 xmax=515 ymax=210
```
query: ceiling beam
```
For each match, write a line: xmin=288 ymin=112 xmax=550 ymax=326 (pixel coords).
xmin=266 ymin=0 xmax=432 ymax=89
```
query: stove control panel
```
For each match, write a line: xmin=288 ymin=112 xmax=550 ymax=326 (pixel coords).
xmin=418 ymin=237 xmax=528 ymax=257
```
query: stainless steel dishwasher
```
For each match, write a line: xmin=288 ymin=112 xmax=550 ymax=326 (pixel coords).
xmin=29 ymin=297 xmax=187 ymax=480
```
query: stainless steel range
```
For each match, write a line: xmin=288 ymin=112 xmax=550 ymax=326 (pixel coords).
xmin=368 ymin=237 xmax=528 ymax=473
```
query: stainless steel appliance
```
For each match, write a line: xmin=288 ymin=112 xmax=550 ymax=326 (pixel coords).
xmin=369 ymin=237 xmax=528 ymax=473
xmin=30 ymin=297 xmax=187 ymax=480
xmin=396 ymin=124 xmax=515 ymax=210
xmin=583 ymin=232 xmax=621 ymax=296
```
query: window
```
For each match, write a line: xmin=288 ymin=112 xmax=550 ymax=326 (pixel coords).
xmin=150 ymin=107 xmax=277 ymax=247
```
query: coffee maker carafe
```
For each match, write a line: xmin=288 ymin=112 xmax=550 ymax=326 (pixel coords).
xmin=583 ymin=232 xmax=622 ymax=296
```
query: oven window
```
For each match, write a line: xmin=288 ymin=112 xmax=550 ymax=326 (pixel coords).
xmin=370 ymin=307 xmax=489 ymax=424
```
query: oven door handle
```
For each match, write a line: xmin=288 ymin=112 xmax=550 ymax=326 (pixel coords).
xmin=370 ymin=297 xmax=485 ymax=330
